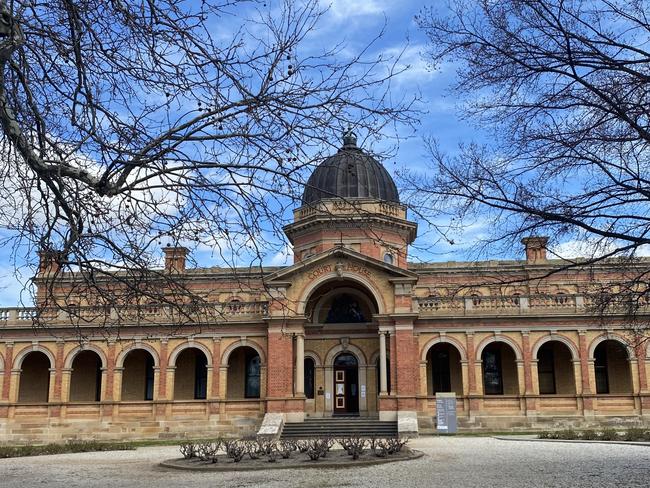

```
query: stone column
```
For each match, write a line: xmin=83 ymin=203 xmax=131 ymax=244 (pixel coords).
xmin=113 ymin=367 xmax=124 ymax=402
xmin=379 ymin=331 xmax=388 ymax=395
xmin=60 ymin=368 xmax=73 ymax=402
xmin=295 ymin=334 xmax=305 ymax=396
xmin=419 ymin=361 xmax=428 ymax=397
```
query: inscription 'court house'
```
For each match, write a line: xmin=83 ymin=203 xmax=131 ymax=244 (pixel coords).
xmin=307 ymin=263 xmax=372 ymax=280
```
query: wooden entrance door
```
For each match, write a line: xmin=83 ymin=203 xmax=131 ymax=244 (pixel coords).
xmin=333 ymin=353 xmax=359 ymax=415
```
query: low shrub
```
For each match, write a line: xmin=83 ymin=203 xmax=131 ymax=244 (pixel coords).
xmin=580 ymin=429 xmax=598 ymax=440
xmin=555 ymin=429 xmax=577 ymax=440
xmin=599 ymin=428 xmax=619 ymax=441
xmin=0 ymin=440 xmax=134 ymax=459
xmin=622 ymin=428 xmax=647 ymax=442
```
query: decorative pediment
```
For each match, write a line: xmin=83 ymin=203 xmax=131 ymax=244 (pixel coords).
xmin=264 ymin=246 xmax=417 ymax=285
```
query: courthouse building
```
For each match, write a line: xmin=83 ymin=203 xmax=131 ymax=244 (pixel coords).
xmin=0 ymin=132 xmax=649 ymax=442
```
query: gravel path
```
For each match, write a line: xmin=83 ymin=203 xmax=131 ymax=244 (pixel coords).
xmin=1 ymin=436 xmax=648 ymax=487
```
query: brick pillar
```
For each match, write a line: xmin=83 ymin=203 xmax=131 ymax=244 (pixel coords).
xmin=578 ymin=330 xmax=593 ymax=414
xmin=635 ymin=342 xmax=648 ymax=391
xmin=2 ymin=343 xmax=14 ymax=401
xmin=394 ymin=321 xmax=418 ymax=410
xmin=101 ymin=342 xmax=116 ymax=419
xmin=466 ymin=332 xmax=480 ymax=415
xmin=634 ymin=342 xmax=650 ymax=414
xmin=158 ymin=340 xmax=168 ymax=400
xmin=53 ymin=341 xmax=64 ymax=402
xmin=104 ymin=342 xmax=116 ymax=401
xmin=211 ymin=338 xmax=221 ymax=399
xmin=390 ymin=332 xmax=397 ymax=395
xmin=266 ymin=327 xmax=299 ymax=413
xmin=155 ymin=340 xmax=169 ymax=417
xmin=466 ymin=333 xmax=476 ymax=393
xmin=522 ymin=332 xmax=536 ymax=414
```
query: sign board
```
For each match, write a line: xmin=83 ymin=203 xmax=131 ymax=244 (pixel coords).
xmin=360 ymin=384 xmax=366 ymax=398
xmin=435 ymin=392 xmax=457 ymax=434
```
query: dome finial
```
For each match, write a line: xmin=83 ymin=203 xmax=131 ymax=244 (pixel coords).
xmin=342 ymin=126 xmax=357 ymax=147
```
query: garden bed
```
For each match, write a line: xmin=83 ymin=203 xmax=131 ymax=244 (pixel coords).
xmin=161 ymin=437 xmax=423 ymax=471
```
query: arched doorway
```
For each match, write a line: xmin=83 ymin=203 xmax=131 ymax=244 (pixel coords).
xmin=70 ymin=350 xmax=103 ymax=402
xmin=121 ymin=349 xmax=155 ymax=401
xmin=226 ymin=346 xmax=261 ymax=399
xmin=426 ymin=343 xmax=463 ymax=396
xmin=333 ymin=353 xmax=359 ymax=415
xmin=536 ymin=341 xmax=576 ymax=395
xmin=593 ymin=340 xmax=633 ymax=394
xmin=481 ymin=342 xmax=519 ymax=395
xmin=173 ymin=348 xmax=208 ymax=400
xmin=18 ymin=351 xmax=51 ymax=403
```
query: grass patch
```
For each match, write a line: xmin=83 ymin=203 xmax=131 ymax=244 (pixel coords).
xmin=0 ymin=440 xmax=135 ymax=458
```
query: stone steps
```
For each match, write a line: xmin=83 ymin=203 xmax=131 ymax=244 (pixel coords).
xmin=280 ymin=417 xmax=398 ymax=439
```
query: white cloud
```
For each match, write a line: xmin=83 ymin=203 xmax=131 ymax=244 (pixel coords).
xmin=269 ymin=244 xmax=294 ymax=266
xmin=549 ymin=239 xmax=650 ymax=260
xmin=323 ymin=0 xmax=392 ymax=19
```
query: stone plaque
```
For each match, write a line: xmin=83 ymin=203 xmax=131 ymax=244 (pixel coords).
xmin=436 ymin=392 xmax=457 ymax=434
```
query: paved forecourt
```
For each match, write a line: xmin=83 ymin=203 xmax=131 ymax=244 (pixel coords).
xmin=0 ymin=436 xmax=648 ymax=487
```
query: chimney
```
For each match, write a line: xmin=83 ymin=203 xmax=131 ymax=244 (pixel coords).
xmin=521 ymin=237 xmax=549 ymax=263
xmin=38 ymin=250 xmax=65 ymax=275
xmin=163 ymin=245 xmax=188 ymax=273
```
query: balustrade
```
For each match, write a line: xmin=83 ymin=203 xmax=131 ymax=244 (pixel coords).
xmin=0 ymin=301 xmax=269 ymax=327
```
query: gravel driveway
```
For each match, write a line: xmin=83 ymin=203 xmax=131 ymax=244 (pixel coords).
xmin=1 ymin=436 xmax=648 ymax=487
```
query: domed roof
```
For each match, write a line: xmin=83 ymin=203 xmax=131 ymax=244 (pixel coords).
xmin=302 ymin=131 xmax=400 ymax=205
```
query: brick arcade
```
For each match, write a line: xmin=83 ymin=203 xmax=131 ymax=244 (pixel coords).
xmin=1 ymin=133 xmax=649 ymax=442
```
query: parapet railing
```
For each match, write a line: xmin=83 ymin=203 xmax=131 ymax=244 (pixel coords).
xmin=0 ymin=301 xmax=270 ymax=327
xmin=416 ymin=294 xmax=637 ymax=316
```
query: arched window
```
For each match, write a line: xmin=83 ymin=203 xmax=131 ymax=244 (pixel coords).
xmin=245 ymin=353 xmax=261 ymax=398
xmin=325 ymin=294 xmax=367 ymax=323
xmin=383 ymin=253 xmax=394 ymax=265
xmin=304 ymin=357 xmax=315 ymax=399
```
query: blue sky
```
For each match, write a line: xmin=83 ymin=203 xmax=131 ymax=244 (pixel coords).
xmin=0 ymin=1 xmax=490 ymax=306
